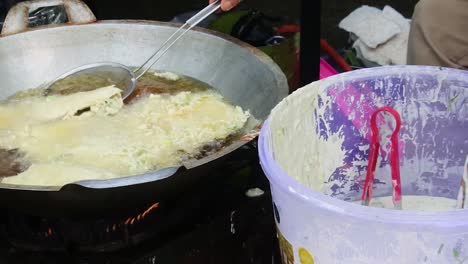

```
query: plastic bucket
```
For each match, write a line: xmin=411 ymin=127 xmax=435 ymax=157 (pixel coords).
xmin=259 ymin=66 xmax=468 ymax=264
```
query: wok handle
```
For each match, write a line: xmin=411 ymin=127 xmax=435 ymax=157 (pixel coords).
xmin=1 ymin=0 xmax=96 ymax=37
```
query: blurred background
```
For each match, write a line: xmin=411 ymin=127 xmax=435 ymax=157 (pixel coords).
xmin=0 ymin=0 xmax=421 ymax=91
xmin=0 ymin=0 xmax=417 ymax=48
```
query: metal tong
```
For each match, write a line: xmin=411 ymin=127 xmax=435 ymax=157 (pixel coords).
xmin=362 ymin=107 xmax=402 ymax=209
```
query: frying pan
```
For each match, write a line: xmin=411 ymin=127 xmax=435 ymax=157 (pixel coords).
xmin=0 ymin=0 xmax=288 ymax=216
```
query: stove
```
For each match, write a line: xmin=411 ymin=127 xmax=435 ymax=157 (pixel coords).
xmin=0 ymin=144 xmax=281 ymax=264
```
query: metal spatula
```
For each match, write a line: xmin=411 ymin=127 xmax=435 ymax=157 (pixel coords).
xmin=44 ymin=0 xmax=222 ymax=99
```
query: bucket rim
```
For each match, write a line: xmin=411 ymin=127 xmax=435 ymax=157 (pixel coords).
xmin=317 ymin=64 xmax=468 ymax=82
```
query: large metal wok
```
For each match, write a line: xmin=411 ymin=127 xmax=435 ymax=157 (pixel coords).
xmin=0 ymin=0 xmax=288 ymax=216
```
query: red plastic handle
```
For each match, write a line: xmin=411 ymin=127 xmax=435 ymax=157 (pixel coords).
xmin=320 ymin=39 xmax=353 ymax=72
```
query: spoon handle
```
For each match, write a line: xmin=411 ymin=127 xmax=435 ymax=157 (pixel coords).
xmin=134 ymin=0 xmax=221 ymax=79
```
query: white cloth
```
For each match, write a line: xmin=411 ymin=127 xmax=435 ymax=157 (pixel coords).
xmin=339 ymin=5 xmax=400 ymax=49
xmin=340 ymin=5 xmax=410 ymax=66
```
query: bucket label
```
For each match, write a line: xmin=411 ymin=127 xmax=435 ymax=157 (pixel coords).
xmin=299 ymin=247 xmax=315 ymax=264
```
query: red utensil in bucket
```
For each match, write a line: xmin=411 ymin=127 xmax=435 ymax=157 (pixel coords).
xmin=362 ymin=107 xmax=402 ymax=209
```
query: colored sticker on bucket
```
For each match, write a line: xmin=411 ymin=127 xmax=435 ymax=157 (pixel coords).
xmin=299 ymin=247 xmax=315 ymax=264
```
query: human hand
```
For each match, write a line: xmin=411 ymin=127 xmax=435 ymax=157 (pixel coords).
xmin=210 ymin=0 xmax=241 ymax=11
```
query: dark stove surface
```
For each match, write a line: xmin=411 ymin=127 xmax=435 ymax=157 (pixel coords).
xmin=1 ymin=195 xmax=279 ymax=264
xmin=0 ymin=149 xmax=281 ymax=264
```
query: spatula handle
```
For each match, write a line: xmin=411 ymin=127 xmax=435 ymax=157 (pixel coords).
xmin=134 ymin=0 xmax=222 ymax=79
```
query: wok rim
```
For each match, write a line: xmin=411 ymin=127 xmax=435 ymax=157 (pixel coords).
xmin=0 ymin=20 xmax=288 ymax=191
